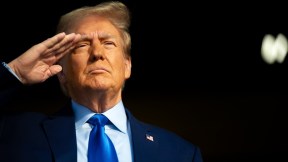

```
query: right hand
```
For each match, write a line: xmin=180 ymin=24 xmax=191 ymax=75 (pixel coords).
xmin=8 ymin=32 xmax=81 ymax=84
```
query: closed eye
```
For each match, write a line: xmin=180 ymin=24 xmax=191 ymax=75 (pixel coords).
xmin=75 ymin=42 xmax=90 ymax=49
xmin=103 ymin=41 xmax=116 ymax=48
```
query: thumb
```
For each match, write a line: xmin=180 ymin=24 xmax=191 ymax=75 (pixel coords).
xmin=48 ymin=65 xmax=63 ymax=77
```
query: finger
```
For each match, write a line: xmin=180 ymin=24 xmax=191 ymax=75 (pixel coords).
xmin=54 ymin=34 xmax=82 ymax=60
xmin=54 ymin=44 xmax=75 ymax=61
xmin=45 ymin=33 xmax=78 ymax=55
xmin=42 ymin=32 xmax=66 ymax=49
xmin=57 ymin=33 xmax=77 ymax=47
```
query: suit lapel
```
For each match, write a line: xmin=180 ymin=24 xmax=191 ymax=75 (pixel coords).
xmin=42 ymin=105 xmax=77 ymax=162
xmin=126 ymin=110 xmax=159 ymax=162
xmin=42 ymin=105 xmax=159 ymax=162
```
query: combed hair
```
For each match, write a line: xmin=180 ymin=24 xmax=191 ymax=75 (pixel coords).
xmin=56 ymin=1 xmax=131 ymax=58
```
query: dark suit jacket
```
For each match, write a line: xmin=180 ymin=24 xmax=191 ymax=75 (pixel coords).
xmin=0 ymin=64 xmax=203 ymax=162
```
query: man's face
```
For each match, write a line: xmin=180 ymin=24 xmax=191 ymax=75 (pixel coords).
xmin=59 ymin=16 xmax=131 ymax=97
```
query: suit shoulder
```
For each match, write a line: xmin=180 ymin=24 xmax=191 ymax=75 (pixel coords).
xmin=126 ymin=109 xmax=199 ymax=149
xmin=137 ymin=120 xmax=203 ymax=161
xmin=1 ymin=111 xmax=49 ymax=125
xmin=151 ymin=123 xmax=193 ymax=142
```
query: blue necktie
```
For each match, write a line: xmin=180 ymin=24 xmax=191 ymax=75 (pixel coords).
xmin=87 ymin=114 xmax=118 ymax=162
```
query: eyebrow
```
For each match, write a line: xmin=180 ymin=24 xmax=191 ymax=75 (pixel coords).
xmin=98 ymin=32 xmax=116 ymax=40
xmin=80 ymin=32 xmax=116 ymax=41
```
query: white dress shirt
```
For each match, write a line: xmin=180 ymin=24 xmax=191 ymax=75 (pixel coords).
xmin=71 ymin=100 xmax=133 ymax=162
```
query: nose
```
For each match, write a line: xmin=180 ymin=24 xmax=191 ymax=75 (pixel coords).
xmin=89 ymin=44 xmax=104 ymax=62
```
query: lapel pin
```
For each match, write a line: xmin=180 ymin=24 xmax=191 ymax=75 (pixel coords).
xmin=146 ymin=134 xmax=154 ymax=141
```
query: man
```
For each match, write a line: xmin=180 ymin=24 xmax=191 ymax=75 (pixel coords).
xmin=0 ymin=1 xmax=203 ymax=162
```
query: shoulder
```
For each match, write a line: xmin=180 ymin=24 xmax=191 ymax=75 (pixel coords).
xmin=127 ymin=109 xmax=195 ymax=147
xmin=127 ymin=109 xmax=202 ymax=161
xmin=144 ymin=121 xmax=197 ymax=149
xmin=1 ymin=112 xmax=49 ymax=126
xmin=0 ymin=112 xmax=49 ymax=140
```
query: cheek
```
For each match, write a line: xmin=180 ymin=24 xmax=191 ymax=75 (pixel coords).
xmin=66 ymin=56 xmax=87 ymax=76
xmin=117 ymin=61 xmax=129 ymax=78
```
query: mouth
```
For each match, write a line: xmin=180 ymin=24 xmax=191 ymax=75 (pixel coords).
xmin=88 ymin=67 xmax=109 ymax=74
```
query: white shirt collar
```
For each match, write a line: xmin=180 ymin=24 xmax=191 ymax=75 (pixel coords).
xmin=71 ymin=99 xmax=128 ymax=134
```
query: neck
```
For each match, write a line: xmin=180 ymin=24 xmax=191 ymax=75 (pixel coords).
xmin=71 ymin=90 xmax=122 ymax=113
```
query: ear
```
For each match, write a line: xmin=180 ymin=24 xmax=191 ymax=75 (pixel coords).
xmin=124 ymin=57 xmax=132 ymax=79
xmin=57 ymin=71 xmax=67 ymax=84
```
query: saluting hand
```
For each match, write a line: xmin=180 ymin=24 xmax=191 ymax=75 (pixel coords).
xmin=8 ymin=32 xmax=81 ymax=84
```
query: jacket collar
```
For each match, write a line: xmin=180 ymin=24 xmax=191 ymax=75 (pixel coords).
xmin=126 ymin=110 xmax=159 ymax=162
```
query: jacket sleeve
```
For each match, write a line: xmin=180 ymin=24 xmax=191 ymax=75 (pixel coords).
xmin=0 ymin=62 xmax=22 ymax=109
xmin=0 ymin=62 xmax=22 ymax=90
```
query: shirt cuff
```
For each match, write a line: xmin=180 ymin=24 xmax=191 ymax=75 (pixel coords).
xmin=2 ymin=62 xmax=21 ymax=82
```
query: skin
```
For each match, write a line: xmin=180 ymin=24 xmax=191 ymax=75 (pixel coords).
xmin=8 ymin=32 xmax=81 ymax=84
xmin=58 ymin=15 xmax=132 ymax=113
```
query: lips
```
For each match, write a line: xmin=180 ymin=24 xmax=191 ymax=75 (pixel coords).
xmin=88 ymin=67 xmax=110 ymax=74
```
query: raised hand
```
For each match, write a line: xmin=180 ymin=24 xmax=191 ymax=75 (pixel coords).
xmin=8 ymin=32 xmax=81 ymax=84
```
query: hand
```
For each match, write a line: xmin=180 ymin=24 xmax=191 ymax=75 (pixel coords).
xmin=8 ymin=32 xmax=81 ymax=84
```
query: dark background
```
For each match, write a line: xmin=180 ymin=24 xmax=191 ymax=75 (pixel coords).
xmin=1 ymin=0 xmax=288 ymax=161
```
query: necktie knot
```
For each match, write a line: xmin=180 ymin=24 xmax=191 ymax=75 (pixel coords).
xmin=87 ymin=114 xmax=108 ymax=127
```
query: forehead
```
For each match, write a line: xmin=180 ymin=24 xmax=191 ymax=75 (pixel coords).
xmin=71 ymin=15 xmax=120 ymax=37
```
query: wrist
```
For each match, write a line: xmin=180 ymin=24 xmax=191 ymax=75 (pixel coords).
xmin=4 ymin=61 xmax=22 ymax=83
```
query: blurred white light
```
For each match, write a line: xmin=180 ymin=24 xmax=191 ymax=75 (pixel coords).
xmin=261 ymin=33 xmax=288 ymax=64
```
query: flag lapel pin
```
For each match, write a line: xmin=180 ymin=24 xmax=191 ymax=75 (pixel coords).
xmin=146 ymin=134 xmax=154 ymax=141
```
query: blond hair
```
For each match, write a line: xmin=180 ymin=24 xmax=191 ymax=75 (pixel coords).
xmin=56 ymin=1 xmax=131 ymax=58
